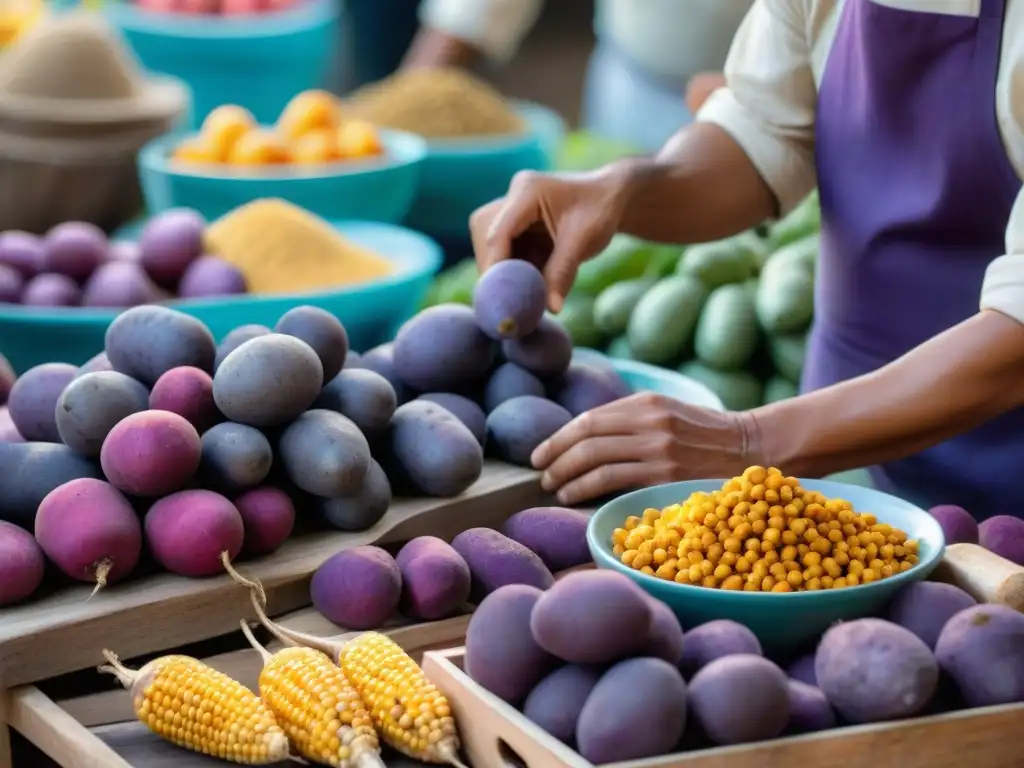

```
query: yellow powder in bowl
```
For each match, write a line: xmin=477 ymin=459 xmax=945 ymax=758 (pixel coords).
xmin=345 ymin=68 xmax=525 ymax=139
xmin=204 ymin=198 xmax=394 ymax=295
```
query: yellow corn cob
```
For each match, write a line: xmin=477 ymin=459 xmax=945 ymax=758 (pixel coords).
xmin=239 ymin=621 xmax=384 ymax=768
xmin=99 ymin=650 xmax=290 ymax=765
xmin=230 ymin=565 xmax=466 ymax=766
xmin=338 ymin=631 xmax=461 ymax=765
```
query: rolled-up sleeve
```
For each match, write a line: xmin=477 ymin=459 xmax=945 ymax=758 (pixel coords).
xmin=696 ymin=0 xmax=818 ymax=216
xmin=419 ymin=0 xmax=544 ymax=62
xmin=980 ymin=189 xmax=1024 ymax=324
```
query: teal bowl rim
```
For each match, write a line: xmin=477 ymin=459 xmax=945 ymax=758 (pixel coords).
xmin=0 ymin=221 xmax=443 ymax=323
xmin=587 ymin=478 xmax=946 ymax=603
xmin=103 ymin=0 xmax=338 ymax=40
xmin=418 ymin=101 xmax=566 ymax=157
xmin=138 ymin=128 xmax=427 ymax=182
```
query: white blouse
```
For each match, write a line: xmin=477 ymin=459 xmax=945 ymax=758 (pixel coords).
xmin=697 ymin=0 xmax=1024 ymax=323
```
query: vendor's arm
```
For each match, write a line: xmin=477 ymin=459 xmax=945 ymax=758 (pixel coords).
xmin=750 ymin=192 xmax=1024 ymax=477
xmin=403 ymin=0 xmax=544 ymax=69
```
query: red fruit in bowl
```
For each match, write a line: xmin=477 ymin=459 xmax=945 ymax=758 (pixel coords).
xmin=221 ymin=0 xmax=261 ymax=13
xmin=180 ymin=0 xmax=219 ymax=12
xmin=137 ymin=0 xmax=179 ymax=12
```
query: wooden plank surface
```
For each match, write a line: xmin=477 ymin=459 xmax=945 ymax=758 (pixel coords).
xmin=0 ymin=462 xmax=548 ymax=688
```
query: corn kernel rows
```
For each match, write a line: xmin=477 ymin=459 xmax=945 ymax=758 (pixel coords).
xmin=611 ymin=466 xmax=920 ymax=592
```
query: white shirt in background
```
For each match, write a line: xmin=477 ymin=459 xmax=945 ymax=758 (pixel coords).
xmin=696 ymin=0 xmax=1024 ymax=322
xmin=420 ymin=0 xmax=754 ymax=79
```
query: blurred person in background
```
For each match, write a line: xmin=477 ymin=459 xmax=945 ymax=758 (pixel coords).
xmin=403 ymin=0 xmax=751 ymax=151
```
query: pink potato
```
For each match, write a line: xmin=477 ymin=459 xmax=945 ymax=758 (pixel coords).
xmin=100 ymin=410 xmax=201 ymax=496
xmin=138 ymin=208 xmax=205 ymax=288
xmin=0 ymin=520 xmax=45 ymax=605
xmin=0 ymin=230 xmax=44 ymax=278
xmin=310 ymin=545 xmax=402 ymax=629
xmin=81 ymin=261 xmax=165 ymax=308
xmin=929 ymin=505 xmax=978 ymax=545
xmin=395 ymin=536 xmax=471 ymax=620
xmin=35 ymin=478 xmax=142 ymax=592
xmin=149 ymin=366 xmax=219 ymax=433
xmin=235 ymin=486 xmax=295 ymax=556
xmin=21 ymin=273 xmax=81 ymax=307
xmin=42 ymin=221 xmax=108 ymax=282
xmin=0 ymin=263 xmax=23 ymax=303
xmin=978 ymin=515 xmax=1024 ymax=565
xmin=177 ymin=255 xmax=247 ymax=298
xmin=144 ymin=490 xmax=244 ymax=577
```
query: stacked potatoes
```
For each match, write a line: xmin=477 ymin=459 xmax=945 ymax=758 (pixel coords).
xmin=464 ymin=569 xmax=1024 ymax=765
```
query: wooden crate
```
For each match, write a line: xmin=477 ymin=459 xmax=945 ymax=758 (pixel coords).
xmin=420 ymin=544 xmax=1024 ymax=768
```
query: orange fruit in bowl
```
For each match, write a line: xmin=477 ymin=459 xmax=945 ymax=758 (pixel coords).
xmin=227 ymin=129 xmax=292 ymax=166
xmin=200 ymin=105 xmax=256 ymax=161
xmin=172 ymin=135 xmax=221 ymax=165
xmin=336 ymin=120 xmax=383 ymax=159
xmin=277 ymin=90 xmax=343 ymax=141
xmin=291 ymin=129 xmax=339 ymax=165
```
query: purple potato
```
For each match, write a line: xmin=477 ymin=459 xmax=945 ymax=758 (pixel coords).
xmin=138 ymin=208 xmax=205 ymax=288
xmin=551 ymin=363 xmax=629 ymax=416
xmin=0 ymin=264 xmax=23 ymax=303
xmin=343 ymin=351 xmax=362 ymax=369
xmin=415 ymin=392 xmax=485 ymax=446
xmin=978 ymin=515 xmax=1024 ymax=565
xmin=392 ymin=304 xmax=496 ymax=391
xmin=278 ymin=410 xmax=370 ymax=497
xmin=500 ymin=506 xmax=591 ymax=571
xmin=473 ymin=260 xmax=546 ymax=340
xmin=0 ymin=406 xmax=23 ymax=442
xmin=0 ymin=353 xmax=13 ymax=405
xmin=105 ymin=305 xmax=217 ymax=385
xmin=0 ymin=520 xmax=44 ymax=605
xmin=316 ymin=458 xmax=392 ymax=532
xmin=935 ymin=604 xmax=1024 ymax=707
xmin=465 ymin=584 xmax=557 ymax=703
xmin=199 ymin=422 xmax=273 ymax=493
xmin=386 ymin=400 xmax=483 ymax=497
xmin=450 ymin=527 xmax=554 ymax=597
xmin=0 ymin=442 xmax=103 ymax=529
xmin=884 ymin=581 xmax=977 ymax=649
xmin=55 ymin=371 xmax=150 ymax=456
xmin=523 ymin=664 xmax=602 ymax=745
xmin=274 ymin=306 xmax=348 ymax=381
xmin=395 ymin=536 xmax=471 ymax=620
xmin=0 ymin=230 xmax=44 ymax=277
xmin=485 ymin=395 xmax=572 ymax=466
xmin=577 ymin=658 xmax=688 ymax=763
xmin=108 ymin=241 xmax=141 ymax=262
xmin=101 ymin=410 xmax=202 ymax=497
xmin=530 ymin=570 xmax=652 ymax=663
xmin=483 ymin=362 xmax=545 ymax=413
xmin=502 ymin=316 xmax=573 ymax=378
xmin=144 ymin=490 xmax=242 ymax=577
xmin=929 ymin=504 xmax=979 ymax=545
xmin=76 ymin=352 xmax=113 ymax=377
xmin=680 ymin=620 xmax=763 ymax=678
xmin=644 ymin=595 xmax=686 ymax=665
xmin=815 ymin=618 xmax=939 ymax=723
xmin=22 ymin=273 xmax=81 ymax=306
xmin=359 ymin=343 xmax=412 ymax=403
xmin=314 ymin=369 xmax=396 ymax=433
xmin=42 ymin=222 xmax=108 ymax=282
xmin=177 ymin=255 xmax=247 ymax=299
xmin=786 ymin=679 xmax=836 ymax=734
xmin=213 ymin=324 xmax=270 ymax=371
xmin=7 ymin=362 xmax=77 ymax=442
xmin=149 ymin=366 xmax=219 ymax=433
xmin=310 ymin=545 xmax=401 ymax=630
xmin=689 ymin=655 xmax=789 ymax=746
xmin=235 ymin=486 xmax=295 ymax=556
xmin=787 ymin=652 xmax=817 ymax=686
xmin=81 ymin=261 xmax=165 ymax=308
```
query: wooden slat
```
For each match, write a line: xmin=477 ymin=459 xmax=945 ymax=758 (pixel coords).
xmin=0 ymin=692 xmax=12 ymax=768
xmin=0 ymin=463 xmax=548 ymax=688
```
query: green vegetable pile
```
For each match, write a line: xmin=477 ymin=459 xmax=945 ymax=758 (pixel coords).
xmin=421 ymin=191 xmax=821 ymax=411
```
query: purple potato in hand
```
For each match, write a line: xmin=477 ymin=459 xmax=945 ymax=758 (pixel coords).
xmin=21 ymin=273 xmax=81 ymax=306
xmin=42 ymin=222 xmax=107 ymax=282
xmin=138 ymin=209 xmax=205 ymax=288
xmin=0 ymin=231 xmax=44 ymax=277
xmin=0 ymin=264 xmax=23 ymax=303
xmin=82 ymin=261 xmax=165 ymax=308
xmin=178 ymin=255 xmax=247 ymax=299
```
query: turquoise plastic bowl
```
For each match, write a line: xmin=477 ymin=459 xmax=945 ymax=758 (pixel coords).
xmin=572 ymin=349 xmax=725 ymax=411
xmin=403 ymin=102 xmax=567 ymax=239
xmin=587 ymin=479 xmax=945 ymax=650
xmin=0 ymin=221 xmax=441 ymax=374
xmin=104 ymin=0 xmax=339 ymax=126
xmin=137 ymin=129 xmax=427 ymax=223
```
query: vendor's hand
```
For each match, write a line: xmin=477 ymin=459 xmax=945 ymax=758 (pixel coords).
xmin=531 ymin=392 xmax=759 ymax=505
xmin=470 ymin=168 xmax=629 ymax=312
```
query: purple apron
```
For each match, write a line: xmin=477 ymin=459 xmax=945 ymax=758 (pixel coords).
xmin=804 ymin=0 xmax=1022 ymax=519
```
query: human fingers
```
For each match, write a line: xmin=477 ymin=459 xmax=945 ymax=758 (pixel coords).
xmin=539 ymin=435 xmax=646 ymax=492
xmin=542 ymin=211 xmax=607 ymax=312
xmin=530 ymin=405 xmax=641 ymax=470
xmin=474 ymin=173 xmax=545 ymax=270
xmin=554 ymin=461 xmax=679 ymax=506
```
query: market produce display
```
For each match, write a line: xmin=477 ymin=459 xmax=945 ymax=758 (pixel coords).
xmin=930 ymin=504 xmax=1024 ymax=564
xmin=421 ymin=191 xmax=822 ymax=409
xmin=612 ymin=466 xmax=921 ymax=591
xmin=135 ymin=0 xmax=300 ymax=14
xmin=0 ymin=211 xmax=246 ymax=307
xmin=463 ymin=567 xmax=1024 ymax=764
xmin=345 ymin=67 xmax=525 ymax=139
xmin=172 ymin=92 xmax=383 ymax=168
